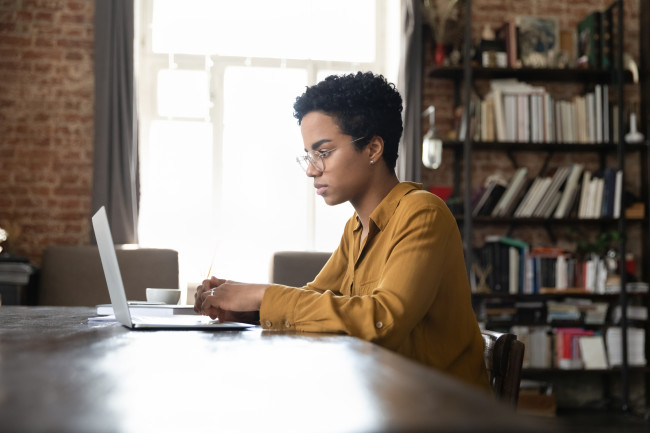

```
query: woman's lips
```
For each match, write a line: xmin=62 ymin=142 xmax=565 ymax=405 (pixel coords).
xmin=315 ymin=184 xmax=328 ymax=195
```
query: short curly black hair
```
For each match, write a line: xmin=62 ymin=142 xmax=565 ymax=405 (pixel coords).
xmin=293 ymin=71 xmax=403 ymax=172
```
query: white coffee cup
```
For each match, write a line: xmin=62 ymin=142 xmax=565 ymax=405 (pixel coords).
xmin=146 ymin=288 xmax=181 ymax=304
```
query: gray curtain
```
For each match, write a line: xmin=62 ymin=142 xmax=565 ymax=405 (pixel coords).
xmin=397 ymin=0 xmax=423 ymax=183
xmin=92 ymin=0 xmax=139 ymax=244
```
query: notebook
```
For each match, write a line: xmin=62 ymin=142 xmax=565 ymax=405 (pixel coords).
xmin=91 ymin=206 xmax=254 ymax=330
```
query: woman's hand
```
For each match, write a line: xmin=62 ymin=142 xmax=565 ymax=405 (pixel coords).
xmin=194 ymin=276 xmax=269 ymax=321
xmin=193 ymin=276 xmax=226 ymax=313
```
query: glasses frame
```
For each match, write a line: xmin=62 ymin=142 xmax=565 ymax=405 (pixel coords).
xmin=296 ymin=136 xmax=366 ymax=173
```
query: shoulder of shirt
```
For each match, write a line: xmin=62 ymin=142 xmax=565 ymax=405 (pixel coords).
xmin=395 ymin=188 xmax=455 ymax=222
xmin=401 ymin=187 xmax=447 ymax=209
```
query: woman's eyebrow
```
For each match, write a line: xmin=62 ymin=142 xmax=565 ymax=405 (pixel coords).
xmin=309 ymin=139 xmax=333 ymax=151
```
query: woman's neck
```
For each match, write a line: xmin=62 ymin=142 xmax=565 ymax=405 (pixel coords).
xmin=353 ymin=173 xmax=399 ymax=230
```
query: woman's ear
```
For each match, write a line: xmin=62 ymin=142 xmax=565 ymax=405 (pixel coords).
xmin=367 ymin=136 xmax=384 ymax=163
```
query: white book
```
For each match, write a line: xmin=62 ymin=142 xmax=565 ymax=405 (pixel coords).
xmin=514 ymin=177 xmax=542 ymax=217
xmin=567 ymin=101 xmax=577 ymax=143
xmin=544 ymin=93 xmax=554 ymax=143
xmin=595 ymin=85 xmax=603 ymax=143
xmin=555 ymin=255 xmax=567 ymax=290
xmin=509 ymin=247 xmax=519 ymax=294
xmin=541 ymin=191 xmax=562 ymax=218
xmin=555 ymin=101 xmax=566 ymax=143
xmin=578 ymin=171 xmax=592 ymax=218
xmin=613 ymin=169 xmax=622 ymax=218
xmin=579 ymin=336 xmax=608 ymax=369
xmin=533 ymin=166 xmax=570 ymax=217
xmin=492 ymin=167 xmax=528 ymax=217
xmin=504 ymin=94 xmax=518 ymax=141
xmin=592 ymin=177 xmax=605 ymax=218
xmin=517 ymin=93 xmax=529 ymax=142
xmin=523 ymin=177 xmax=552 ymax=217
xmin=586 ymin=92 xmax=595 ymax=143
xmin=492 ymin=88 xmax=506 ymax=141
xmin=554 ymin=164 xmax=584 ymax=218
xmin=602 ymin=84 xmax=612 ymax=143
xmin=560 ymin=101 xmax=575 ymax=143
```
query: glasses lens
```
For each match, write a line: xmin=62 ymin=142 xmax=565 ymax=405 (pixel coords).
xmin=297 ymin=156 xmax=307 ymax=171
xmin=296 ymin=154 xmax=322 ymax=172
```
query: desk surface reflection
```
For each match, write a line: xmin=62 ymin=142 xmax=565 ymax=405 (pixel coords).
xmin=0 ymin=306 xmax=553 ymax=433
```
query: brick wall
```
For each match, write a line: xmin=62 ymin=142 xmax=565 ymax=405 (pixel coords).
xmin=422 ymin=0 xmax=642 ymax=252
xmin=0 ymin=0 xmax=94 ymax=265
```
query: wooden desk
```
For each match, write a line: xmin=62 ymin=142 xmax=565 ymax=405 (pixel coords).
xmin=0 ymin=307 xmax=553 ymax=432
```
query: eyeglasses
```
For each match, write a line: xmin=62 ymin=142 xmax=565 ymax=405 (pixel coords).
xmin=296 ymin=136 xmax=365 ymax=172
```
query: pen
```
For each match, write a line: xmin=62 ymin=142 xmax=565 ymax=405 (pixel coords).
xmin=206 ymin=244 xmax=218 ymax=279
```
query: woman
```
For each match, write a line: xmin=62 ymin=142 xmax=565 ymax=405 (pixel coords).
xmin=195 ymin=72 xmax=490 ymax=391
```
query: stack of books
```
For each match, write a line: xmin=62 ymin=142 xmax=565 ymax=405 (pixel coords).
xmin=472 ymin=163 xmax=622 ymax=220
xmin=605 ymin=327 xmax=646 ymax=366
xmin=472 ymin=79 xmax=614 ymax=145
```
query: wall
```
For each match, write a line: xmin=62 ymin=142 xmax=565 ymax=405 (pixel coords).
xmin=0 ymin=0 xmax=94 ymax=265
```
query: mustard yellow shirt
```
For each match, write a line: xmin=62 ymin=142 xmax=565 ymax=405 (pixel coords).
xmin=260 ymin=182 xmax=490 ymax=391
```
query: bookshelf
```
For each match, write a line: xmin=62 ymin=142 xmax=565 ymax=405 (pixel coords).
xmin=427 ymin=0 xmax=648 ymax=413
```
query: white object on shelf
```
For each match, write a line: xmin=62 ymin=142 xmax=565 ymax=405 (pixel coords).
xmin=625 ymin=113 xmax=644 ymax=144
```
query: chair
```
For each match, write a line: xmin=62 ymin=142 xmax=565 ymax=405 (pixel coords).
xmin=270 ymin=251 xmax=331 ymax=286
xmin=481 ymin=329 xmax=525 ymax=407
xmin=38 ymin=245 xmax=179 ymax=306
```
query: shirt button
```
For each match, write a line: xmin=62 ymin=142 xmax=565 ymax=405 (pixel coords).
xmin=375 ymin=321 xmax=383 ymax=329
xmin=264 ymin=320 xmax=272 ymax=327
xmin=284 ymin=321 xmax=291 ymax=328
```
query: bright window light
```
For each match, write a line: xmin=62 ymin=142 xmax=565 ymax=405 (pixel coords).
xmin=157 ymin=70 xmax=210 ymax=119
xmin=138 ymin=0 xmax=398 ymax=292
xmin=138 ymin=120 xmax=215 ymax=281
xmin=151 ymin=0 xmax=375 ymax=62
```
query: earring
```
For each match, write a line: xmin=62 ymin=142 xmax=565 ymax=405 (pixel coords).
xmin=370 ymin=160 xmax=375 ymax=165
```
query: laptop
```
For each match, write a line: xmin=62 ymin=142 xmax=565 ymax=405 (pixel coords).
xmin=92 ymin=206 xmax=254 ymax=330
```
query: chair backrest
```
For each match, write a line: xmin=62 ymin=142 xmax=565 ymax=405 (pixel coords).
xmin=39 ymin=245 xmax=179 ymax=306
xmin=270 ymin=251 xmax=331 ymax=287
xmin=481 ymin=329 xmax=525 ymax=407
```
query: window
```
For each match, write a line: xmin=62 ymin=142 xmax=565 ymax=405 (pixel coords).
xmin=136 ymin=0 xmax=399 ymax=291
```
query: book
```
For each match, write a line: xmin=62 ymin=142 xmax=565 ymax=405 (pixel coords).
xmin=613 ymin=169 xmax=622 ymax=218
xmin=579 ymin=336 xmax=608 ymax=369
xmin=473 ymin=175 xmax=508 ymax=216
xmin=600 ymin=7 xmax=613 ymax=69
xmin=532 ymin=166 xmax=570 ymax=217
xmin=514 ymin=177 xmax=542 ymax=217
xmin=606 ymin=327 xmax=647 ymax=367
xmin=577 ymin=11 xmax=602 ymax=68
xmin=577 ymin=170 xmax=592 ymax=218
xmin=95 ymin=302 xmax=197 ymax=317
xmin=496 ymin=19 xmax=520 ymax=68
xmin=553 ymin=164 xmax=584 ymax=218
xmin=491 ymin=167 xmax=528 ymax=217
xmin=499 ymin=236 xmax=531 ymax=294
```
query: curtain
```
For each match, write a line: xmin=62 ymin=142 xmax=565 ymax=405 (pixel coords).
xmin=92 ymin=0 xmax=139 ymax=244
xmin=397 ymin=0 xmax=423 ymax=183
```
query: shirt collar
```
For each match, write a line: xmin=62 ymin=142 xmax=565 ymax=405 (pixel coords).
xmin=353 ymin=182 xmax=423 ymax=231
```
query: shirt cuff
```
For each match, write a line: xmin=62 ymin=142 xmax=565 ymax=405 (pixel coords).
xmin=259 ymin=284 xmax=300 ymax=330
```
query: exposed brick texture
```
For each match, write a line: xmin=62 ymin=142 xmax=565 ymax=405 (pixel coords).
xmin=0 ymin=0 xmax=94 ymax=265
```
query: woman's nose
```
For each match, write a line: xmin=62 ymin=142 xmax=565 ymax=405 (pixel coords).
xmin=305 ymin=160 xmax=321 ymax=177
